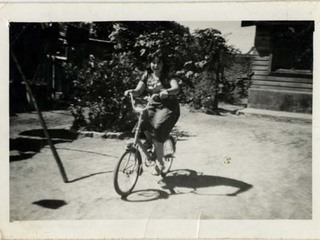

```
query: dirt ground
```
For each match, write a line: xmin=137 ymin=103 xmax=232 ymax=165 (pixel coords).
xmin=9 ymin=103 xmax=312 ymax=221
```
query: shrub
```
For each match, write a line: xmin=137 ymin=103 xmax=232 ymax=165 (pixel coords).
xmin=69 ymin=51 xmax=140 ymax=132
xmin=66 ymin=22 xmax=247 ymax=131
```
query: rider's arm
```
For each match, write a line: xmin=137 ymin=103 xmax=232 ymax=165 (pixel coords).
xmin=132 ymin=81 xmax=146 ymax=96
xmin=125 ymin=81 xmax=145 ymax=97
xmin=160 ymin=79 xmax=180 ymax=98
xmin=125 ymin=72 xmax=148 ymax=97
xmin=167 ymin=79 xmax=180 ymax=95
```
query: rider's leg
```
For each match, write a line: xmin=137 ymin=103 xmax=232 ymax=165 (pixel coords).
xmin=143 ymin=131 xmax=153 ymax=149
xmin=153 ymin=140 xmax=164 ymax=169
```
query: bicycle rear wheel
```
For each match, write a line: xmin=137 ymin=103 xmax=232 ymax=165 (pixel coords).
xmin=162 ymin=135 xmax=176 ymax=174
xmin=113 ymin=149 xmax=141 ymax=196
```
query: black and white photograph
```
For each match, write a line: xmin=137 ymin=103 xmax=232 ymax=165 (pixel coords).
xmin=1 ymin=2 xmax=320 ymax=239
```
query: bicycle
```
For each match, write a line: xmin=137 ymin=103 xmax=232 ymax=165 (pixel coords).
xmin=113 ymin=93 xmax=176 ymax=197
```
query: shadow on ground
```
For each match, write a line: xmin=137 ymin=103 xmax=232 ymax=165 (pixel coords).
xmin=19 ymin=129 xmax=78 ymax=139
xmin=122 ymin=169 xmax=253 ymax=202
xmin=204 ymin=107 xmax=243 ymax=116
xmin=159 ymin=169 xmax=253 ymax=196
xmin=121 ymin=189 xmax=169 ymax=202
xmin=10 ymin=128 xmax=78 ymax=162
xmin=171 ymin=127 xmax=196 ymax=142
xmin=32 ymin=199 xmax=67 ymax=209
xmin=67 ymin=170 xmax=114 ymax=183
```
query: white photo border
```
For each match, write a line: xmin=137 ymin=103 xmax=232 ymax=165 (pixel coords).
xmin=1 ymin=2 xmax=319 ymax=239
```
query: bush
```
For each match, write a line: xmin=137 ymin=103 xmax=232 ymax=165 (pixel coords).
xmin=69 ymin=52 xmax=140 ymax=132
xmin=66 ymin=22 xmax=248 ymax=131
xmin=70 ymin=22 xmax=193 ymax=132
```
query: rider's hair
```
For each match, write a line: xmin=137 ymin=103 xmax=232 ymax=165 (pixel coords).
xmin=147 ymin=51 xmax=170 ymax=85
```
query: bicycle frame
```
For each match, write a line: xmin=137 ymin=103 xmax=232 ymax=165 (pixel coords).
xmin=128 ymin=93 xmax=157 ymax=161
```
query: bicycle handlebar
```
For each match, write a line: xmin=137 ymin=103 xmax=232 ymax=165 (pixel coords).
xmin=129 ymin=93 xmax=159 ymax=112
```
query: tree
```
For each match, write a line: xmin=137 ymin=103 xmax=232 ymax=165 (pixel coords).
xmin=177 ymin=28 xmax=241 ymax=112
xmin=67 ymin=22 xmax=243 ymax=131
xmin=68 ymin=21 xmax=191 ymax=132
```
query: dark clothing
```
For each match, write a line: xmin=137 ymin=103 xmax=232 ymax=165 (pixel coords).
xmin=140 ymin=72 xmax=180 ymax=143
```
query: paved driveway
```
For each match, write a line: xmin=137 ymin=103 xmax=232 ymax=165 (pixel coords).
xmin=9 ymin=105 xmax=312 ymax=220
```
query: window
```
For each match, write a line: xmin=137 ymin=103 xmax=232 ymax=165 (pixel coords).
xmin=271 ymin=22 xmax=313 ymax=74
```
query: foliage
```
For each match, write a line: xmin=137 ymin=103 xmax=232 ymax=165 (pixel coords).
xmin=174 ymin=28 xmax=243 ymax=110
xmin=69 ymin=51 xmax=140 ymax=131
xmin=66 ymin=22 xmax=251 ymax=131
xmin=223 ymin=56 xmax=252 ymax=102
xmin=133 ymin=30 xmax=193 ymax=73
xmin=67 ymin=22 xmax=192 ymax=132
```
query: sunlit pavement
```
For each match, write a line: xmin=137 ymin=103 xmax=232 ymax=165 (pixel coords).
xmin=10 ymin=106 xmax=312 ymax=220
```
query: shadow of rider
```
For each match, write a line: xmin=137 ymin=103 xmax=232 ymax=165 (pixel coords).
xmin=159 ymin=169 xmax=253 ymax=196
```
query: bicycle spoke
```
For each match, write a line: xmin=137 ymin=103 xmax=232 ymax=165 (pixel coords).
xmin=114 ymin=149 xmax=141 ymax=196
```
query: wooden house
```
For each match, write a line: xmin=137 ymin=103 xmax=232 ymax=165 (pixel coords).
xmin=10 ymin=23 xmax=114 ymax=113
xmin=241 ymin=21 xmax=313 ymax=113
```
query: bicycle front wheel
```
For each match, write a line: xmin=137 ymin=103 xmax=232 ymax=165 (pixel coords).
xmin=162 ymin=136 xmax=176 ymax=174
xmin=113 ymin=149 xmax=141 ymax=196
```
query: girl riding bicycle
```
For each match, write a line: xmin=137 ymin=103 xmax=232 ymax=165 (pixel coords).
xmin=124 ymin=51 xmax=180 ymax=175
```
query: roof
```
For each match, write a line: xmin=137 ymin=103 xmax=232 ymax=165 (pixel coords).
xmin=242 ymin=21 xmax=314 ymax=27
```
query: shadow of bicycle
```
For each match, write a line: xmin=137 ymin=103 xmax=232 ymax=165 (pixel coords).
xmin=121 ymin=189 xmax=169 ymax=202
xmin=159 ymin=169 xmax=253 ymax=196
xmin=122 ymin=169 xmax=253 ymax=202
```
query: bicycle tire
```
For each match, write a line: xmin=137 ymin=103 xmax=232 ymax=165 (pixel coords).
xmin=162 ymin=135 xmax=176 ymax=174
xmin=113 ymin=148 xmax=141 ymax=196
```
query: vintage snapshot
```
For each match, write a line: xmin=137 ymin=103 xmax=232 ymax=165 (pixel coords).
xmin=1 ymin=2 xmax=320 ymax=239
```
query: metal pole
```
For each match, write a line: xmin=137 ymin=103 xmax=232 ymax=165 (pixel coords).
xmin=52 ymin=56 xmax=55 ymax=97
xmin=11 ymin=51 xmax=69 ymax=183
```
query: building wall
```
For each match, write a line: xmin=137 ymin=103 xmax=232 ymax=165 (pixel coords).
xmin=248 ymin=25 xmax=312 ymax=113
